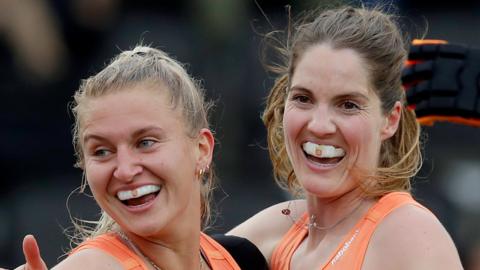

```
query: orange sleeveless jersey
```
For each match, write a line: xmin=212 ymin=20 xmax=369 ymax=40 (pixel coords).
xmin=270 ymin=192 xmax=431 ymax=270
xmin=70 ymin=232 xmax=241 ymax=270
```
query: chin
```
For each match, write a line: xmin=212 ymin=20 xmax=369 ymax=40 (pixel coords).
xmin=120 ymin=217 xmax=166 ymax=236
xmin=300 ymin=175 xmax=349 ymax=198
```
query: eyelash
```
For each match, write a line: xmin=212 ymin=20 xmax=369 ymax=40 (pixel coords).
xmin=93 ymin=148 xmax=111 ymax=157
xmin=138 ymin=139 xmax=156 ymax=148
xmin=340 ymin=100 xmax=362 ymax=111
xmin=290 ymin=93 xmax=363 ymax=112
xmin=290 ymin=94 xmax=311 ymax=104
xmin=89 ymin=138 xmax=157 ymax=157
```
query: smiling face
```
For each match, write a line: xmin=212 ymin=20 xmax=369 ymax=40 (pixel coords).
xmin=283 ymin=43 xmax=400 ymax=198
xmin=80 ymin=84 xmax=211 ymax=237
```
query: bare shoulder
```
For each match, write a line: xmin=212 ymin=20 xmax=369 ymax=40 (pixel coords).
xmin=364 ymin=203 xmax=463 ymax=270
xmin=52 ymin=248 xmax=124 ymax=270
xmin=227 ymin=199 xmax=306 ymax=261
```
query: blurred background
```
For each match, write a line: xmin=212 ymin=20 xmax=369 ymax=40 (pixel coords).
xmin=0 ymin=0 xmax=479 ymax=268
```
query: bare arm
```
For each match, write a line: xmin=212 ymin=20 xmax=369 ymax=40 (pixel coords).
xmin=0 ymin=234 xmax=123 ymax=270
xmin=364 ymin=204 xmax=463 ymax=270
xmin=52 ymin=249 xmax=123 ymax=270
xmin=227 ymin=200 xmax=306 ymax=262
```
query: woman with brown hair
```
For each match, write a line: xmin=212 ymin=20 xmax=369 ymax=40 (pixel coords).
xmin=229 ymin=5 xmax=463 ymax=269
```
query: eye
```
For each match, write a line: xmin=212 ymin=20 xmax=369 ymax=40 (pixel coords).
xmin=93 ymin=148 xmax=111 ymax=157
xmin=340 ymin=100 xmax=361 ymax=111
xmin=291 ymin=94 xmax=311 ymax=104
xmin=138 ymin=139 xmax=156 ymax=149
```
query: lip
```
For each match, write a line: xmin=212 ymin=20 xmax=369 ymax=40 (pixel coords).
xmin=121 ymin=193 xmax=159 ymax=213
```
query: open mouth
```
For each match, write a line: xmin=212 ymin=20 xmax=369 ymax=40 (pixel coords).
xmin=117 ymin=185 xmax=161 ymax=207
xmin=302 ymin=142 xmax=345 ymax=165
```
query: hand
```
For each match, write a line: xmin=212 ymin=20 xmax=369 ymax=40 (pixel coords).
xmin=402 ymin=39 xmax=480 ymax=126
xmin=0 ymin=235 xmax=48 ymax=270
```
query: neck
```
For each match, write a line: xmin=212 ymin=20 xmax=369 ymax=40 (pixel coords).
xmin=123 ymin=227 xmax=202 ymax=270
xmin=122 ymin=195 xmax=204 ymax=270
xmin=305 ymin=188 xmax=374 ymax=245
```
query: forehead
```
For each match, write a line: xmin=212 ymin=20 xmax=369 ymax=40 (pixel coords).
xmin=80 ymin=85 xmax=185 ymax=134
xmin=291 ymin=44 xmax=372 ymax=95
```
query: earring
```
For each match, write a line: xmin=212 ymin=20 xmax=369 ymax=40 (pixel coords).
xmin=198 ymin=164 xmax=210 ymax=178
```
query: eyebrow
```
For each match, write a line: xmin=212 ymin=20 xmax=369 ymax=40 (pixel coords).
xmin=335 ymin=92 xmax=370 ymax=101
xmin=131 ymin=126 xmax=165 ymax=140
xmin=289 ymin=85 xmax=311 ymax=94
xmin=83 ymin=126 xmax=165 ymax=144
xmin=290 ymin=86 xmax=370 ymax=100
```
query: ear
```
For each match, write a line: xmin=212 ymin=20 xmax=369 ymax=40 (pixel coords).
xmin=380 ymin=101 xmax=402 ymax=141
xmin=195 ymin=128 xmax=215 ymax=171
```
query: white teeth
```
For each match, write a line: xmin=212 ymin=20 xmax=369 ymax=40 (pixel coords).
xmin=302 ymin=142 xmax=345 ymax=158
xmin=117 ymin=185 xmax=161 ymax=201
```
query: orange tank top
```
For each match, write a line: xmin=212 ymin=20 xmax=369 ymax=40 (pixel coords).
xmin=70 ymin=232 xmax=241 ymax=270
xmin=270 ymin=192 xmax=429 ymax=270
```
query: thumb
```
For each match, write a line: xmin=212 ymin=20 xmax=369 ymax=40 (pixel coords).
xmin=22 ymin=235 xmax=47 ymax=270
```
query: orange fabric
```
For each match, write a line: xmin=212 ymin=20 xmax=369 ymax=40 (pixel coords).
xmin=71 ymin=233 xmax=148 ymax=270
xmin=270 ymin=192 xmax=430 ymax=270
xmin=70 ymin=232 xmax=241 ymax=270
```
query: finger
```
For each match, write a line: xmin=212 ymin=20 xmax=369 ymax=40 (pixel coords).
xmin=409 ymin=43 xmax=467 ymax=61
xmin=408 ymin=44 xmax=440 ymax=60
xmin=402 ymin=61 xmax=434 ymax=87
xmin=408 ymin=39 xmax=447 ymax=61
xmin=23 ymin=235 xmax=47 ymax=270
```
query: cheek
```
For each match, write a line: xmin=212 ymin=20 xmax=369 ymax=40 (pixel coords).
xmin=158 ymin=146 xmax=196 ymax=184
xmin=282 ymin=111 xmax=300 ymax=159
xmin=341 ymin=118 xmax=382 ymax=162
xmin=283 ymin=109 xmax=303 ymax=144
xmin=342 ymin=120 xmax=370 ymax=145
xmin=84 ymin=163 xmax=109 ymax=195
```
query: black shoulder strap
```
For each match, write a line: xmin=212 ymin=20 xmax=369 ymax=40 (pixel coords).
xmin=210 ymin=234 xmax=268 ymax=270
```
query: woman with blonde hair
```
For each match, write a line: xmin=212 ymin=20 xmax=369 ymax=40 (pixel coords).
xmin=5 ymin=45 xmax=244 ymax=270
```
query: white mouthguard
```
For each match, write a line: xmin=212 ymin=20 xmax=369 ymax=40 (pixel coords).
xmin=117 ymin=185 xmax=161 ymax=201
xmin=302 ymin=142 xmax=345 ymax=158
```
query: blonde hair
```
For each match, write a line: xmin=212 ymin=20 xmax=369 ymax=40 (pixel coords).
xmin=69 ymin=45 xmax=215 ymax=245
xmin=262 ymin=6 xmax=422 ymax=198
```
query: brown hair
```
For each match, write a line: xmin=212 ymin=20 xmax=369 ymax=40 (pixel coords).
xmin=69 ymin=45 xmax=215 ymax=244
xmin=262 ymin=6 xmax=421 ymax=198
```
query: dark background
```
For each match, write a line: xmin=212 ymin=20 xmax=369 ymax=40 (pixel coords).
xmin=1 ymin=0 xmax=479 ymax=269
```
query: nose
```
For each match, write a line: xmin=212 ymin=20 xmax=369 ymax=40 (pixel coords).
xmin=307 ymin=105 xmax=337 ymax=136
xmin=113 ymin=147 xmax=143 ymax=182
